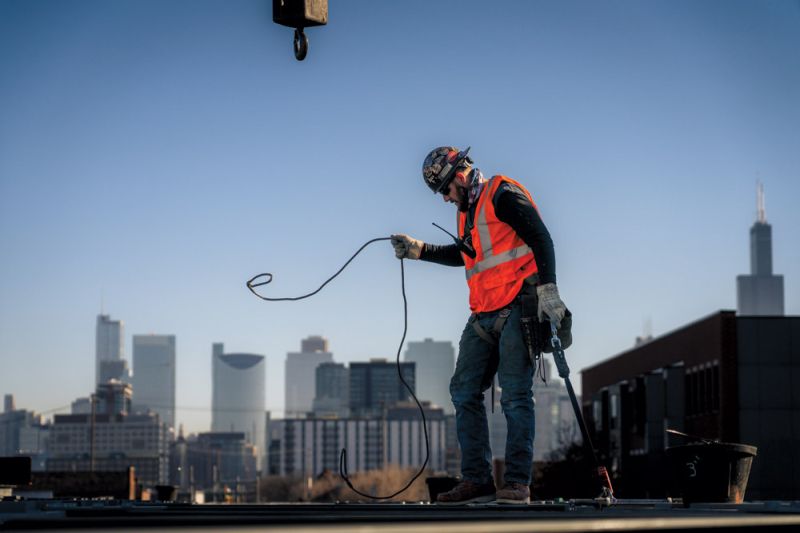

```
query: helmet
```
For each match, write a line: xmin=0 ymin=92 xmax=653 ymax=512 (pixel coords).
xmin=422 ymin=146 xmax=472 ymax=194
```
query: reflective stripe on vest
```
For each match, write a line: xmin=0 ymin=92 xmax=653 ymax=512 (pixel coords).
xmin=465 ymin=243 xmax=533 ymax=280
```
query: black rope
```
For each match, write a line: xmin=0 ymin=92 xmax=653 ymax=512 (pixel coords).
xmin=247 ymin=237 xmax=430 ymax=500
xmin=246 ymin=237 xmax=392 ymax=301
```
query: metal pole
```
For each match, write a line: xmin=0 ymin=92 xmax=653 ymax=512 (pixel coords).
xmin=550 ymin=323 xmax=614 ymax=498
xmin=381 ymin=399 xmax=387 ymax=469
xmin=189 ymin=465 xmax=195 ymax=503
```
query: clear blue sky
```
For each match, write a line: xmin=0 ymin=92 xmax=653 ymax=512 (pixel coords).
xmin=1 ymin=0 xmax=798 ymax=435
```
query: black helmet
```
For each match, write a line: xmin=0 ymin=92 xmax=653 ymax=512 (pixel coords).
xmin=422 ymin=146 xmax=472 ymax=194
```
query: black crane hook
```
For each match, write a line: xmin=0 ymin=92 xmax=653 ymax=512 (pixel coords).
xmin=294 ymin=28 xmax=308 ymax=61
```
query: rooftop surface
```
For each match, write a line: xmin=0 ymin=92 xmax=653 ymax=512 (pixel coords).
xmin=3 ymin=499 xmax=800 ymax=532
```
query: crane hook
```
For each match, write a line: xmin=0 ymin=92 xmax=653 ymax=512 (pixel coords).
xmin=294 ymin=28 xmax=308 ymax=61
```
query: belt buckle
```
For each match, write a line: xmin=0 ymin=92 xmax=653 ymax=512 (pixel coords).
xmin=499 ymin=306 xmax=512 ymax=318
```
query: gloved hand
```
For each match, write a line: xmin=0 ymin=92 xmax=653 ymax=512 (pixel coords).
xmin=536 ymin=283 xmax=567 ymax=329
xmin=390 ymin=234 xmax=423 ymax=260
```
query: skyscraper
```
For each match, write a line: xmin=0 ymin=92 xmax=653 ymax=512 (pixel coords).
xmin=98 ymin=359 xmax=131 ymax=385
xmin=132 ymin=334 xmax=176 ymax=428
xmin=95 ymin=379 xmax=134 ymax=415
xmin=349 ymin=359 xmax=416 ymax=417
xmin=4 ymin=394 xmax=15 ymax=413
xmin=211 ymin=344 xmax=266 ymax=470
xmin=737 ymin=180 xmax=784 ymax=315
xmin=404 ymin=338 xmax=455 ymax=415
xmin=95 ymin=314 xmax=123 ymax=386
xmin=312 ymin=362 xmax=349 ymax=417
xmin=284 ymin=335 xmax=333 ymax=418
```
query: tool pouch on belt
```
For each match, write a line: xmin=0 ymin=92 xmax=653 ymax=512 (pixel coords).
xmin=520 ymin=296 xmax=573 ymax=355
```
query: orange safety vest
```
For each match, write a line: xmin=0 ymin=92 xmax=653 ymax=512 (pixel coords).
xmin=458 ymin=175 xmax=539 ymax=313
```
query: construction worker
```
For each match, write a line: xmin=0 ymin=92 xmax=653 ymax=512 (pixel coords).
xmin=391 ymin=146 xmax=566 ymax=505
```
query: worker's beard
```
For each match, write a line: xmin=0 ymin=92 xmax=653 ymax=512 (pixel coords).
xmin=453 ymin=185 xmax=470 ymax=212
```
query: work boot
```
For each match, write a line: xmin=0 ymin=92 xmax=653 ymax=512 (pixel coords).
xmin=496 ymin=481 xmax=530 ymax=505
xmin=436 ymin=480 xmax=496 ymax=506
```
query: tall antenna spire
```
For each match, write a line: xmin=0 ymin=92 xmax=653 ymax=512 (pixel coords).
xmin=756 ymin=175 xmax=767 ymax=224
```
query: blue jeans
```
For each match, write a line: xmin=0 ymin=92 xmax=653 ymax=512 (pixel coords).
xmin=450 ymin=304 xmax=535 ymax=485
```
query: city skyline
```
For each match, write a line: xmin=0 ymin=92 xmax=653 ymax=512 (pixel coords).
xmin=1 ymin=1 xmax=798 ymax=436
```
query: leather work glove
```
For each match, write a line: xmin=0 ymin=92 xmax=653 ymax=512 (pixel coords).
xmin=390 ymin=234 xmax=423 ymax=260
xmin=536 ymin=283 xmax=567 ymax=329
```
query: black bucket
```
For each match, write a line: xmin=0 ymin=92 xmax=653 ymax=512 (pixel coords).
xmin=155 ymin=485 xmax=178 ymax=502
xmin=425 ymin=477 xmax=460 ymax=502
xmin=666 ymin=442 xmax=757 ymax=505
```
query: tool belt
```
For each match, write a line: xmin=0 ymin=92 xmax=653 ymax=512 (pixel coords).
xmin=469 ymin=275 xmax=572 ymax=352
xmin=468 ymin=274 xmax=539 ymax=346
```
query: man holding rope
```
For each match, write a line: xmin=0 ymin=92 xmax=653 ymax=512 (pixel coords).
xmin=391 ymin=146 xmax=566 ymax=505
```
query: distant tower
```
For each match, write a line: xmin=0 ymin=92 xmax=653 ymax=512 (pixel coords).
xmin=404 ymin=338 xmax=455 ymax=415
xmin=211 ymin=346 xmax=266 ymax=470
xmin=284 ymin=335 xmax=333 ymax=418
xmin=312 ymin=362 xmax=349 ymax=417
xmin=96 ymin=314 xmax=124 ymax=386
xmin=349 ymin=359 xmax=416 ymax=417
xmin=132 ymin=334 xmax=177 ymax=428
xmin=736 ymin=180 xmax=785 ymax=315
xmin=4 ymin=394 xmax=15 ymax=413
xmin=99 ymin=359 xmax=131 ymax=385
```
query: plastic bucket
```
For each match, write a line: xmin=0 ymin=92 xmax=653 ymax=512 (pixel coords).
xmin=666 ymin=442 xmax=757 ymax=505
xmin=425 ymin=477 xmax=460 ymax=502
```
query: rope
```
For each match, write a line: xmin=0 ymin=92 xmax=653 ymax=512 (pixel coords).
xmin=247 ymin=237 xmax=430 ymax=500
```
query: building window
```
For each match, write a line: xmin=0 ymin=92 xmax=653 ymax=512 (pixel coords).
xmin=593 ymin=400 xmax=603 ymax=432
xmin=712 ymin=364 xmax=720 ymax=411
xmin=685 ymin=364 xmax=719 ymax=417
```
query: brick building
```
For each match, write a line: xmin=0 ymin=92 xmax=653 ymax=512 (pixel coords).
xmin=581 ymin=310 xmax=800 ymax=500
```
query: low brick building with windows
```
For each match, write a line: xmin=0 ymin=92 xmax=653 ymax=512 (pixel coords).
xmin=581 ymin=310 xmax=800 ymax=500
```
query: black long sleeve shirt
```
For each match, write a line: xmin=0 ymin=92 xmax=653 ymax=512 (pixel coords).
xmin=420 ymin=181 xmax=557 ymax=285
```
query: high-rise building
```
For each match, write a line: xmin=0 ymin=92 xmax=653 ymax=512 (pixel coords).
xmin=73 ymin=380 xmax=133 ymax=416
xmin=302 ymin=335 xmax=328 ymax=353
xmin=96 ymin=314 xmax=124 ymax=386
xmin=132 ymin=334 xmax=176 ymax=428
xmin=349 ymin=359 xmax=416 ymax=417
xmin=737 ymin=180 xmax=785 ymax=315
xmin=285 ymin=336 xmax=333 ymax=418
xmin=95 ymin=379 xmax=133 ymax=415
xmin=404 ymin=338 xmax=455 ymax=415
xmin=312 ymin=362 xmax=349 ymax=417
xmin=99 ymin=359 xmax=131 ymax=385
xmin=211 ymin=345 xmax=266 ymax=471
xmin=4 ymin=394 xmax=15 ymax=413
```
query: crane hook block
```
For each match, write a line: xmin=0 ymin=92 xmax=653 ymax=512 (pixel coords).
xmin=273 ymin=0 xmax=328 ymax=61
